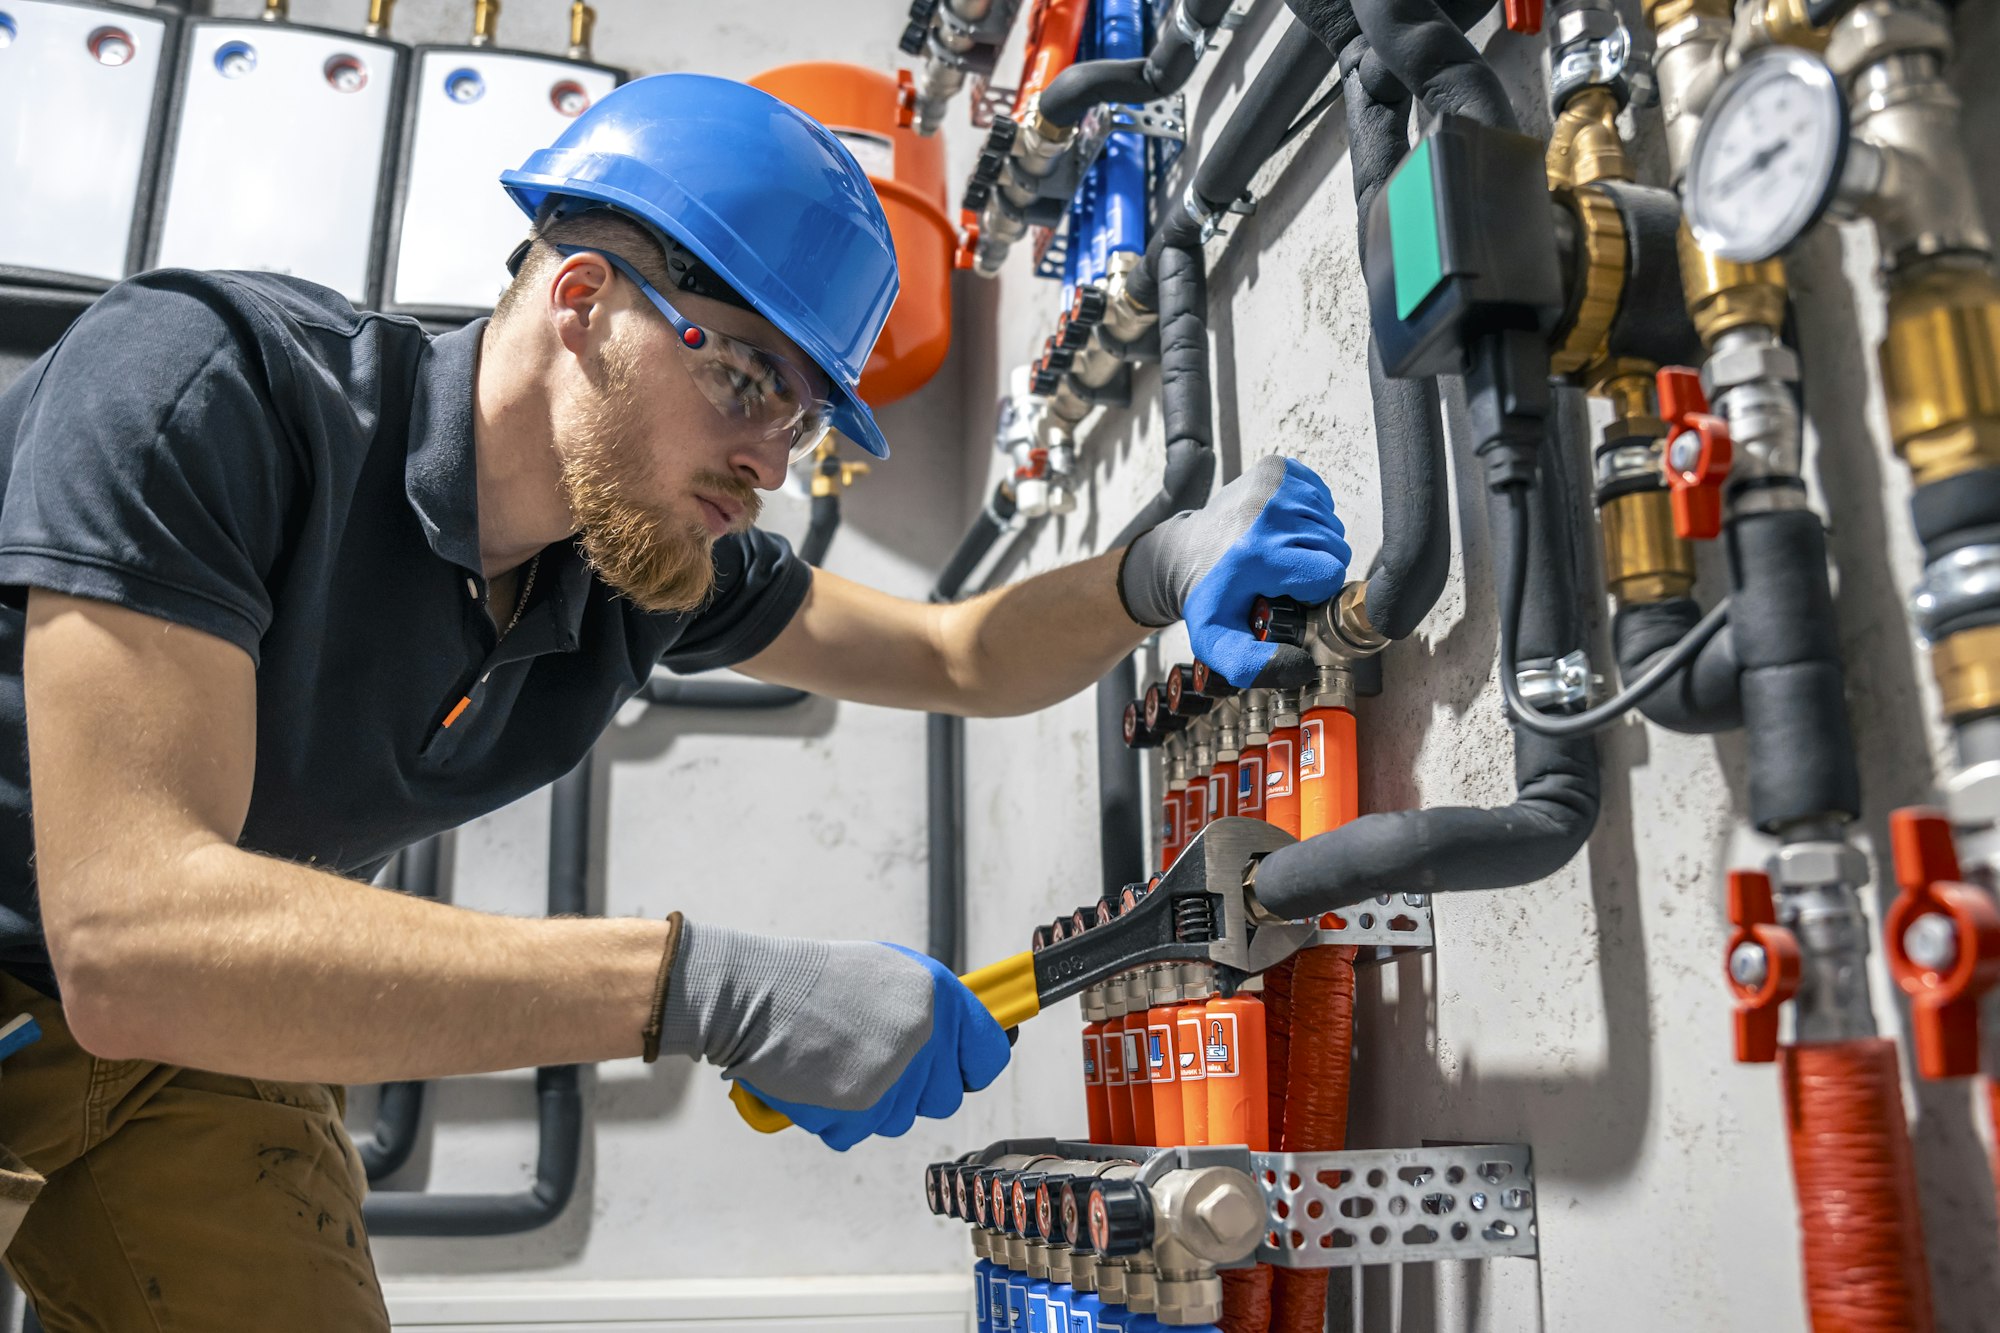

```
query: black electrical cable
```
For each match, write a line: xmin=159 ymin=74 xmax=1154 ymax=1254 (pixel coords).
xmin=1274 ymin=83 xmax=1342 ymax=153
xmin=1495 ymin=487 xmax=1732 ymax=738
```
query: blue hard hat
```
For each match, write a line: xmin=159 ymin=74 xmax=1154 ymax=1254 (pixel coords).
xmin=501 ymin=73 xmax=900 ymax=459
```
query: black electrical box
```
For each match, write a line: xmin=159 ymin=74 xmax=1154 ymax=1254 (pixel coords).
xmin=1362 ymin=115 xmax=1565 ymax=381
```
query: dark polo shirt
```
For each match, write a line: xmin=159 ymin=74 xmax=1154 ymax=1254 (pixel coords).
xmin=0 ymin=270 xmax=811 ymax=995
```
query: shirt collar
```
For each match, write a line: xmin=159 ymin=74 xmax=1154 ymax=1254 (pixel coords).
xmin=404 ymin=318 xmax=488 ymax=576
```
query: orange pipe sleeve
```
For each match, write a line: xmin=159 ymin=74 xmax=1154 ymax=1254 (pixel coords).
xmin=1298 ymin=707 xmax=1359 ymax=840
xmin=1081 ymin=1020 xmax=1111 ymax=1143
xmin=1780 ymin=1039 xmax=1936 ymax=1332
xmin=1125 ymin=1011 xmax=1157 ymax=1145
xmin=1264 ymin=725 xmax=1301 ymax=837
xmin=1148 ymin=1004 xmax=1186 ymax=1146
xmin=1103 ymin=1009 xmax=1135 ymax=1144
xmin=1990 ymin=1077 xmax=2000 ymax=1222
xmin=1213 ymin=759 xmax=1239 ymax=822
xmin=1176 ymin=1001 xmax=1210 ymax=1145
xmin=1262 ymin=956 xmax=1297 ymax=1159
xmin=1220 ymin=1266 xmax=1274 ymax=1333
xmin=1013 ymin=0 xmax=1090 ymax=111
xmin=1236 ymin=744 xmax=1269 ymax=823
xmin=1204 ymin=993 xmax=1270 ymax=1150
xmin=1271 ymin=946 xmax=1359 ymax=1329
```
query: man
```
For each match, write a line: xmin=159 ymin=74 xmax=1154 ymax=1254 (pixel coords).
xmin=0 ymin=74 xmax=1348 ymax=1327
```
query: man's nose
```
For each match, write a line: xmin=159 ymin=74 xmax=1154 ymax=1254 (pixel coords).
xmin=728 ymin=436 xmax=788 ymax=492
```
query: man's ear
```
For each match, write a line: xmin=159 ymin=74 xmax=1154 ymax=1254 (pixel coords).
xmin=549 ymin=252 xmax=614 ymax=358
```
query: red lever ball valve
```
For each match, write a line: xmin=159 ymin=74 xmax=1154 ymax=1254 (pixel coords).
xmin=1885 ymin=807 xmax=2000 ymax=1079
xmin=1656 ymin=366 xmax=1733 ymax=541
xmin=1724 ymin=869 xmax=1801 ymax=1063
xmin=1504 ymin=0 xmax=1543 ymax=32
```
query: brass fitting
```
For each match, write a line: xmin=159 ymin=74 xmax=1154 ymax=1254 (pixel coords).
xmin=261 ymin=0 xmax=287 ymax=20
xmin=567 ymin=2 xmax=596 ymax=61
xmin=1600 ymin=488 xmax=1696 ymax=604
xmin=1932 ymin=625 xmax=2000 ymax=720
xmin=808 ymin=437 xmax=871 ymax=497
xmin=1149 ymin=1166 xmax=1266 ymax=1326
xmin=365 ymin=0 xmax=395 ymax=38
xmin=1734 ymin=0 xmax=1830 ymax=54
xmin=1546 ymin=87 xmax=1631 ymax=190
xmin=1644 ymin=0 xmax=1732 ymax=178
xmin=1678 ymin=225 xmax=1787 ymax=349
xmin=471 ymin=0 xmax=500 ymax=45
xmin=1881 ymin=263 xmax=2000 ymax=486
xmin=1550 ymin=185 xmax=1629 ymax=377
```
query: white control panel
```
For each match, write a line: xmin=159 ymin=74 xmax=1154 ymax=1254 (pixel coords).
xmin=151 ymin=21 xmax=403 ymax=303
xmin=388 ymin=47 xmax=619 ymax=316
xmin=0 ymin=1 xmax=171 ymax=286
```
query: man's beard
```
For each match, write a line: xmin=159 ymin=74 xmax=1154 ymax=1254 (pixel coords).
xmin=558 ymin=333 xmax=762 ymax=614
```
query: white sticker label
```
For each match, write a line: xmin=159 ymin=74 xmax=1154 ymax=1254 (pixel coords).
xmin=832 ymin=128 xmax=894 ymax=179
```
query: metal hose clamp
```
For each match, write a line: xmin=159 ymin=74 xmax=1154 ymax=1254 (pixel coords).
xmin=1515 ymin=649 xmax=1594 ymax=713
xmin=1911 ymin=543 xmax=2000 ymax=643
xmin=1183 ymin=186 xmax=1227 ymax=244
xmin=1172 ymin=0 xmax=1211 ymax=60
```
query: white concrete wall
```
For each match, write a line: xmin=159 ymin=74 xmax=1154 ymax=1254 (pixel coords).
xmin=186 ymin=1 xmax=2000 ymax=1329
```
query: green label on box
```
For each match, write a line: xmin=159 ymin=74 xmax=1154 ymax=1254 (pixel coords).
xmin=1388 ymin=137 xmax=1444 ymax=322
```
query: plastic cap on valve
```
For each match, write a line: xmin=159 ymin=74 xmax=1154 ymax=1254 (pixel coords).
xmin=1013 ymin=1173 xmax=1046 ymax=1239
xmin=1037 ymin=1175 xmax=1070 ymax=1245
xmin=1060 ymin=1180 xmax=1092 ymax=1253
xmin=1251 ymin=595 xmax=1307 ymax=645
xmin=1124 ymin=700 xmax=1164 ymax=749
xmin=974 ymin=1168 xmax=1003 ymax=1226
xmin=1165 ymin=665 xmax=1217 ymax=717
xmin=925 ymin=1164 xmax=948 ymax=1216
xmin=1144 ymin=683 xmax=1189 ymax=733
xmin=1089 ymin=1179 xmax=1156 ymax=1257
xmin=1189 ymin=660 xmax=1238 ymax=700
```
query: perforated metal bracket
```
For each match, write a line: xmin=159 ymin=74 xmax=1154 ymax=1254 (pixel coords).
xmin=1111 ymin=94 xmax=1187 ymax=143
xmin=1316 ymin=893 xmax=1435 ymax=961
xmin=1254 ymin=1143 xmax=1538 ymax=1267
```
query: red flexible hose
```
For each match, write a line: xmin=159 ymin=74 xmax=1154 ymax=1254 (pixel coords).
xmin=1264 ymin=956 xmax=1298 ymax=1150
xmin=1988 ymin=1076 xmax=2000 ymax=1228
xmin=1780 ymin=1039 xmax=1935 ymax=1332
xmin=1220 ymin=1264 xmax=1274 ymax=1333
xmin=1270 ymin=945 xmax=1358 ymax=1330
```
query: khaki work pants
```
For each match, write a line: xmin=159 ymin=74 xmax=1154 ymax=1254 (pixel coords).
xmin=0 ymin=971 xmax=390 ymax=1331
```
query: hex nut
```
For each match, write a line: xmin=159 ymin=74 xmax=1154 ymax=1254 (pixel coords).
xmin=1553 ymin=5 xmax=1618 ymax=48
xmin=1770 ymin=840 xmax=1868 ymax=889
xmin=1701 ymin=339 xmax=1801 ymax=393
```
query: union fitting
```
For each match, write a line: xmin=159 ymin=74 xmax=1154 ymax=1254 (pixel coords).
xmin=1242 ymin=689 xmax=1274 ymax=746
xmin=1641 ymin=0 xmax=1732 ymax=178
xmin=1149 ymin=1166 xmax=1267 ymax=1326
xmin=1771 ymin=838 xmax=1880 ymax=1043
xmin=1880 ymin=263 xmax=2000 ymax=486
xmin=1100 ymin=254 xmax=1159 ymax=346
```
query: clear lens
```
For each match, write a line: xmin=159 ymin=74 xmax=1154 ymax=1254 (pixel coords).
xmin=680 ymin=328 xmax=835 ymax=459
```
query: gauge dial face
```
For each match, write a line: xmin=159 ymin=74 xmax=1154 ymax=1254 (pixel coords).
xmin=1685 ymin=47 xmax=1847 ymax=262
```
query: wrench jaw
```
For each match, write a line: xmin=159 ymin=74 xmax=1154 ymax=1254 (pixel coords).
xmin=1028 ymin=818 xmax=1308 ymax=1007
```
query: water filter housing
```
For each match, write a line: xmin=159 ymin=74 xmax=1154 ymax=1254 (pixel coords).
xmin=0 ymin=0 xmax=177 ymax=290
xmin=382 ymin=44 xmax=622 ymax=323
xmin=146 ymin=16 xmax=407 ymax=306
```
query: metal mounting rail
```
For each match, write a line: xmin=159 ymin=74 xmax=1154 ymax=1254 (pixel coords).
xmin=973 ymin=1139 xmax=1537 ymax=1269
xmin=1316 ymin=892 xmax=1436 ymax=961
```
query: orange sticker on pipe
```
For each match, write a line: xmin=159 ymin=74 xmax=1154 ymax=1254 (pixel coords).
xmin=1263 ymin=728 xmax=1300 ymax=837
xmin=1175 ymin=1002 xmax=1209 ymax=1146
xmin=1236 ymin=746 xmax=1266 ymax=821
xmin=1147 ymin=1010 xmax=1185 ymax=1147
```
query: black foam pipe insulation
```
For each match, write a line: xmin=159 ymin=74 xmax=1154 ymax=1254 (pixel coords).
xmin=1039 ymin=0 xmax=1236 ymax=128
xmin=1346 ymin=0 xmax=1518 ymax=130
xmin=362 ymin=762 xmax=589 ymax=1236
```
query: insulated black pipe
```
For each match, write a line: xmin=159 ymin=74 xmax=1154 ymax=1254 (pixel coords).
xmin=1113 ymin=240 xmax=1216 ymax=548
xmin=927 ymin=711 xmax=965 ymax=972
xmin=1345 ymin=50 xmax=1452 ymax=641
xmin=1612 ymin=599 xmax=1742 ymax=733
xmin=800 ymin=492 xmax=841 ymax=568
xmin=1038 ymin=0 xmax=1235 ymax=128
xmin=356 ymin=838 xmax=444 ymax=1183
xmin=1727 ymin=506 xmax=1861 ymax=831
xmin=363 ymin=762 xmax=589 ymax=1237
xmin=1095 ymin=655 xmax=1145 ymax=896
xmin=639 ymin=677 xmax=808 ymax=709
xmin=1253 ymin=444 xmax=1600 ymax=914
xmin=935 ymin=483 xmax=1019 ymax=602
xmin=1346 ymin=0 xmax=1516 ymax=129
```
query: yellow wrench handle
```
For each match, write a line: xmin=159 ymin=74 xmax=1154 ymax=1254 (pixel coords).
xmin=730 ymin=950 xmax=1041 ymax=1133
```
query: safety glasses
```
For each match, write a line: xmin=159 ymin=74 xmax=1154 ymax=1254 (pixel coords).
xmin=555 ymin=245 xmax=836 ymax=464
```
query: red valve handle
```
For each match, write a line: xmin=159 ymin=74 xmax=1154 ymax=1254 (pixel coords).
xmin=954 ymin=212 xmax=981 ymax=271
xmin=1504 ymin=0 xmax=1543 ymax=32
xmin=1724 ymin=869 xmax=1801 ymax=1064
xmin=1657 ymin=365 xmax=1733 ymax=541
xmin=895 ymin=69 xmax=917 ymax=129
xmin=1884 ymin=807 xmax=2000 ymax=1079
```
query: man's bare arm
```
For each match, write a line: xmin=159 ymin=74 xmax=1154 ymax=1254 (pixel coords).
xmin=740 ymin=551 xmax=1147 ymax=717
xmin=29 ymin=590 xmax=667 ymax=1085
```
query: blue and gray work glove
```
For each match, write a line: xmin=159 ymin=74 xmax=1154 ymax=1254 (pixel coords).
xmin=663 ymin=923 xmax=1011 ymax=1151
xmin=1119 ymin=456 xmax=1351 ymax=687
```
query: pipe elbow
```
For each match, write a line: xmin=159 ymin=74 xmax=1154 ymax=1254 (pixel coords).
xmin=1614 ymin=599 xmax=1742 ymax=733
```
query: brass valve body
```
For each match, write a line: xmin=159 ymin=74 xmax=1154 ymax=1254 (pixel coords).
xmin=1881 ymin=265 xmax=2000 ymax=487
xmin=1600 ymin=487 xmax=1696 ymax=605
xmin=1932 ymin=624 xmax=2000 ymax=721
xmin=1678 ymin=227 xmax=1787 ymax=350
xmin=1547 ymin=88 xmax=1631 ymax=191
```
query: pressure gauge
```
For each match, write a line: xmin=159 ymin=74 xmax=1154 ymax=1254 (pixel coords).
xmin=1684 ymin=47 xmax=1849 ymax=262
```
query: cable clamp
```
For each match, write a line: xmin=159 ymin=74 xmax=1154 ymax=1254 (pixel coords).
xmin=1514 ymin=650 xmax=1593 ymax=713
xmin=1183 ymin=186 xmax=1230 ymax=244
xmin=1171 ymin=0 xmax=1211 ymax=59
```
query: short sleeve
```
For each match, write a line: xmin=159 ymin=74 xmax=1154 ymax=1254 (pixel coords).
xmin=0 ymin=273 xmax=298 ymax=661
xmin=653 ymin=526 xmax=811 ymax=674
